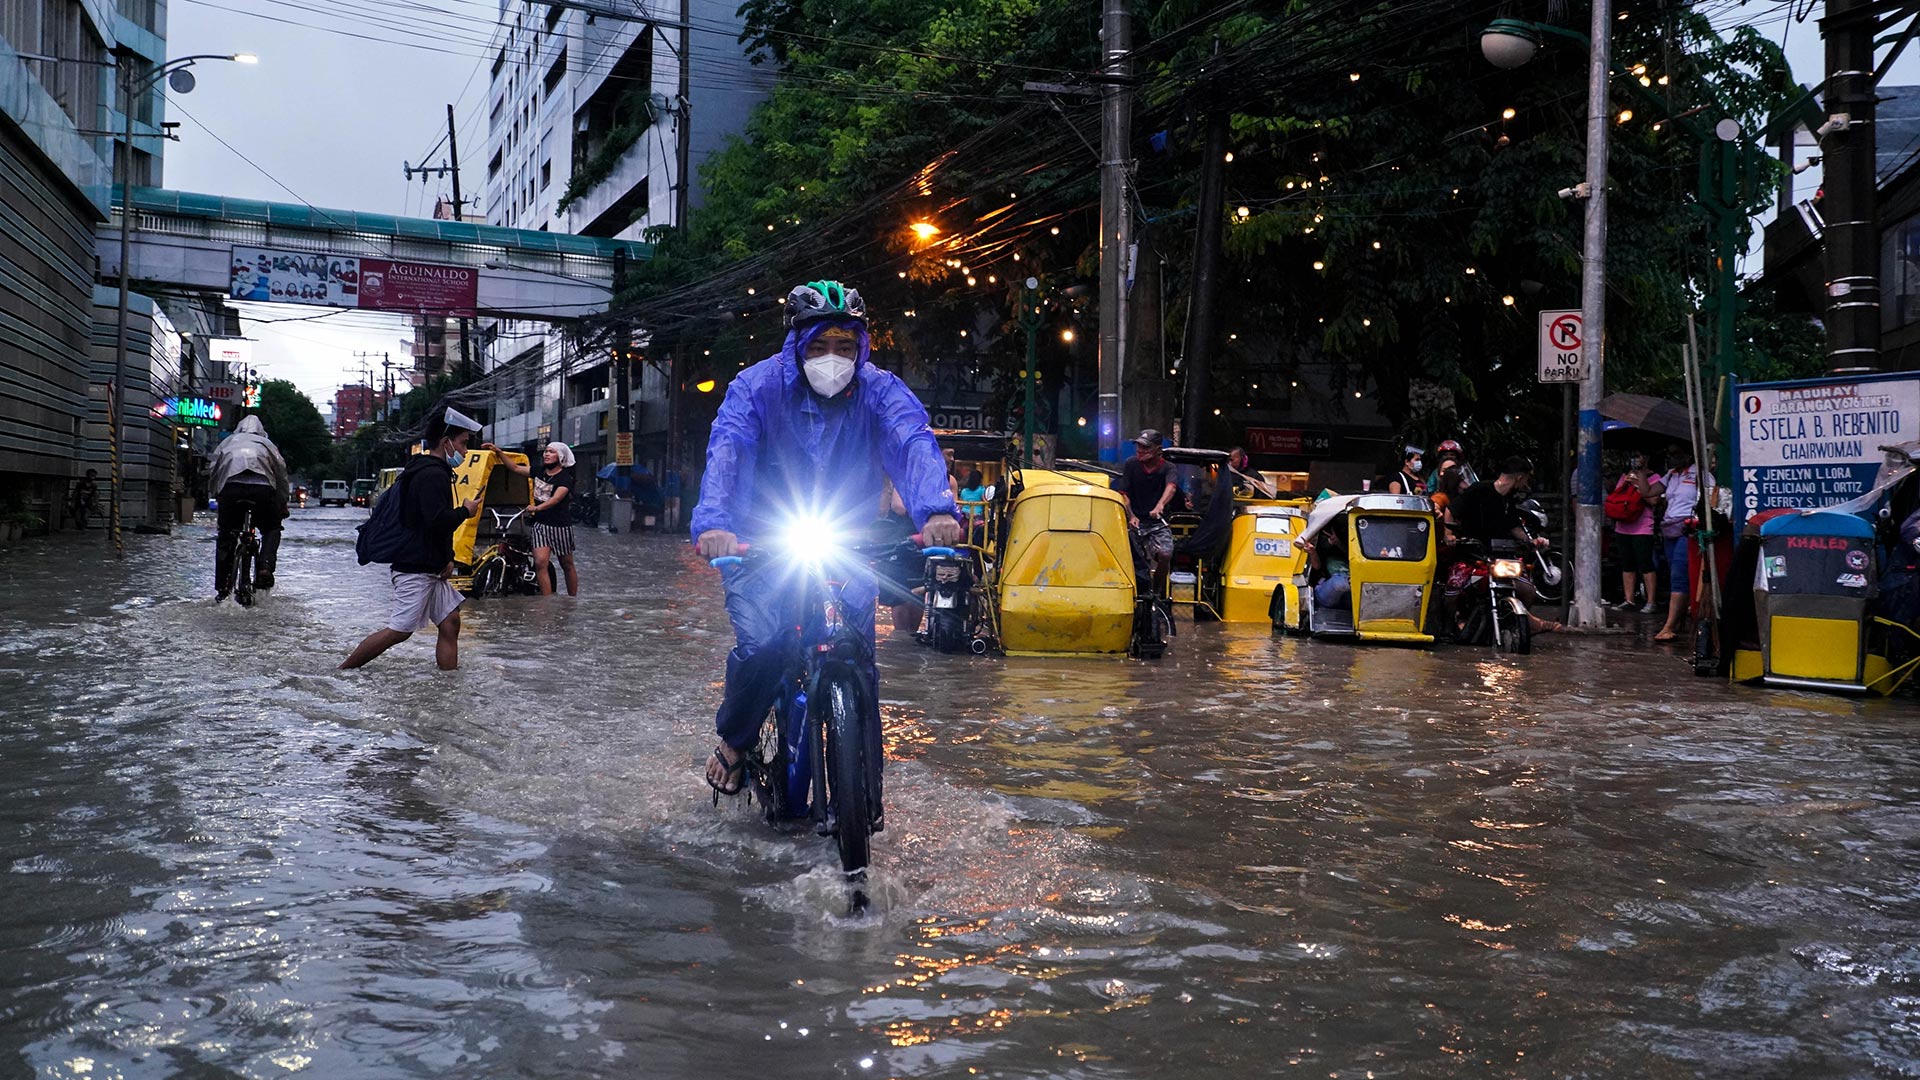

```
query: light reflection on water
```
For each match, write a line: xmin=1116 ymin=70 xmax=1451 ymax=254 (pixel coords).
xmin=1 ymin=510 xmax=1919 ymax=1076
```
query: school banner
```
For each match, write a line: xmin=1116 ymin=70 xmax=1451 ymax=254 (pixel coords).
xmin=1732 ymin=372 xmax=1920 ymax=528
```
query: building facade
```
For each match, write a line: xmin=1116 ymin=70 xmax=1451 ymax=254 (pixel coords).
xmin=332 ymin=384 xmax=391 ymax=437
xmin=475 ymin=0 xmax=765 ymax=498
xmin=1 ymin=0 xmax=208 ymax=533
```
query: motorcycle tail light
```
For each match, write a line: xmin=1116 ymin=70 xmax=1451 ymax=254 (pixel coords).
xmin=1492 ymin=558 xmax=1524 ymax=579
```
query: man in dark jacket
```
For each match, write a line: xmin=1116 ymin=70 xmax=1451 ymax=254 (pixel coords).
xmin=340 ymin=406 xmax=481 ymax=670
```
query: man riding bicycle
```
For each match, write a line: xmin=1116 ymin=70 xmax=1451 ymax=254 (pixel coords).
xmin=692 ymin=280 xmax=963 ymax=798
xmin=208 ymin=415 xmax=291 ymax=599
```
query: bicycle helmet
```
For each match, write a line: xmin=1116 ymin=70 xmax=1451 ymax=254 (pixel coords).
xmin=783 ymin=280 xmax=867 ymax=328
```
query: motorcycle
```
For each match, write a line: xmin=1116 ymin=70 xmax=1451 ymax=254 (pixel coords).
xmin=1445 ymin=540 xmax=1536 ymax=654
xmin=915 ymin=547 xmax=994 ymax=655
xmin=1515 ymin=499 xmax=1568 ymax=604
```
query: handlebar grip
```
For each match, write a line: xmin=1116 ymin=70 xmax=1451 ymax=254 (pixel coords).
xmin=920 ymin=546 xmax=959 ymax=557
xmin=709 ymin=555 xmax=745 ymax=569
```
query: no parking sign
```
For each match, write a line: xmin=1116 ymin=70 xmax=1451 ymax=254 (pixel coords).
xmin=1537 ymin=310 xmax=1584 ymax=383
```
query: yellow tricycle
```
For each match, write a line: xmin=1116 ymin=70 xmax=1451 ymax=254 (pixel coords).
xmin=1289 ymin=493 xmax=1440 ymax=645
xmin=446 ymin=448 xmax=537 ymax=595
xmin=990 ymin=460 xmax=1151 ymax=657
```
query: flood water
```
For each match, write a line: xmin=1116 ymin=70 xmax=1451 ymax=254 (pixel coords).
xmin=3 ymin=507 xmax=1919 ymax=1078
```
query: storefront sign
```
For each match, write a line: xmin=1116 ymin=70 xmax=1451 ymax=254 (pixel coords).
xmin=1245 ymin=428 xmax=1332 ymax=457
xmin=152 ymin=396 xmax=222 ymax=427
xmin=203 ymin=382 xmax=242 ymax=404
xmin=930 ymin=405 xmax=985 ymax=429
xmin=228 ymin=246 xmax=478 ymax=315
xmin=1732 ymin=372 xmax=1920 ymax=528
xmin=615 ymin=432 xmax=634 ymax=466
xmin=209 ymin=337 xmax=251 ymax=370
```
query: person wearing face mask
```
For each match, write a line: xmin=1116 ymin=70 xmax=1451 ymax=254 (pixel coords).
xmin=341 ymin=405 xmax=483 ymax=671
xmin=1387 ymin=446 xmax=1425 ymax=495
xmin=691 ymin=281 xmax=963 ymax=798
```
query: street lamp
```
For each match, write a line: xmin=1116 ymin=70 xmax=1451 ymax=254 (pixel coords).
xmin=1480 ymin=10 xmax=1612 ymax=630
xmin=108 ymin=50 xmax=255 ymax=555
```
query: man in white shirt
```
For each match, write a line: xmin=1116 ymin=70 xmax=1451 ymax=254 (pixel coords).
xmin=1655 ymin=442 xmax=1700 ymax=641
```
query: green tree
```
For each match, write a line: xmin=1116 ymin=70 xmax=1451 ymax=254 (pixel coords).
xmin=239 ymin=380 xmax=332 ymax=478
xmin=611 ymin=0 xmax=1823 ymax=465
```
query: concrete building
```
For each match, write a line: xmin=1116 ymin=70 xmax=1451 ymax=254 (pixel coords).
xmin=332 ymin=384 xmax=390 ymax=437
xmin=1 ymin=0 xmax=222 ymax=533
xmin=475 ymin=0 xmax=766 ymax=491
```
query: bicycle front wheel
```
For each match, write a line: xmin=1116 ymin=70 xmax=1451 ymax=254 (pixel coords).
xmin=820 ymin=671 xmax=872 ymax=881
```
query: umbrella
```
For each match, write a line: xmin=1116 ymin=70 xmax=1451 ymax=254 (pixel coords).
xmin=1599 ymin=393 xmax=1697 ymax=441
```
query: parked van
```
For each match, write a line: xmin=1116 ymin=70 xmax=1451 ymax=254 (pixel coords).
xmin=319 ymin=480 xmax=350 ymax=507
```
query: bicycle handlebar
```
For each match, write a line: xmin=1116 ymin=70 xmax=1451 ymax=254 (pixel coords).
xmin=707 ymin=536 xmax=944 ymax=570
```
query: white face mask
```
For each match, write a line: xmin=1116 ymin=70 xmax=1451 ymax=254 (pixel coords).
xmin=804 ymin=352 xmax=856 ymax=397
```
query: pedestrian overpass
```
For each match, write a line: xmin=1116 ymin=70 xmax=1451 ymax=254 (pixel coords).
xmin=101 ymin=187 xmax=647 ymax=320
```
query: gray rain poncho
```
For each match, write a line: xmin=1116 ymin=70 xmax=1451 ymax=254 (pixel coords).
xmin=209 ymin=415 xmax=291 ymax=498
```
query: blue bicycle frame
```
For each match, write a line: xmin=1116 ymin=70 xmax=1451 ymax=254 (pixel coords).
xmin=711 ymin=542 xmax=956 ymax=829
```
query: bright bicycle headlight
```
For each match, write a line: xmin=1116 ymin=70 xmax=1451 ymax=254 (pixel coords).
xmin=782 ymin=514 xmax=844 ymax=565
xmin=1491 ymin=558 xmax=1524 ymax=579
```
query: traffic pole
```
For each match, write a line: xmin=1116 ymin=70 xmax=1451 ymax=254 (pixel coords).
xmin=1571 ymin=0 xmax=1612 ymax=629
xmin=1096 ymin=0 xmax=1130 ymax=461
xmin=1820 ymin=0 xmax=1881 ymax=373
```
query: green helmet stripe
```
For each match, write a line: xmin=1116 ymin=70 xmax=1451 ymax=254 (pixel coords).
xmin=806 ymin=279 xmax=848 ymax=313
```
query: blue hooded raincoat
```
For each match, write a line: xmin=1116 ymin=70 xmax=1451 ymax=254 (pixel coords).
xmin=693 ymin=320 xmax=957 ymax=755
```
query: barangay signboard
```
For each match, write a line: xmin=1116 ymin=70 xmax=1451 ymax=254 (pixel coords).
xmin=1732 ymin=372 xmax=1920 ymax=528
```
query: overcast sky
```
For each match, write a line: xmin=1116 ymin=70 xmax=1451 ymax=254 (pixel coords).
xmin=163 ymin=0 xmax=486 ymax=408
xmin=159 ymin=2 xmax=1918 ymax=409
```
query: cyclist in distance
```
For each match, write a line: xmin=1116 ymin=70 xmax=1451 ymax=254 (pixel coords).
xmin=692 ymin=280 xmax=964 ymax=797
xmin=208 ymin=414 xmax=291 ymax=599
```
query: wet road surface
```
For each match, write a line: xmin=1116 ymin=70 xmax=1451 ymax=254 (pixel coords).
xmin=2 ymin=507 xmax=1919 ymax=1078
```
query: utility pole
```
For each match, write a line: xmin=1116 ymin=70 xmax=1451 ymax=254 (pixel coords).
xmin=612 ymin=249 xmax=632 ymax=530
xmin=406 ymin=110 xmax=477 ymax=383
xmin=1570 ymin=0 xmax=1613 ymax=630
xmin=1821 ymin=0 xmax=1881 ymax=372
xmin=1097 ymin=0 xmax=1131 ymax=462
xmin=1018 ymin=277 xmax=1044 ymax=464
xmin=674 ymin=1 xmax=691 ymax=229
xmin=1181 ymin=43 xmax=1229 ymax=449
xmin=110 ymin=54 xmax=133 ymax=556
xmin=380 ymin=351 xmax=403 ymax=415
xmin=353 ymin=354 xmax=383 ymax=427
xmin=446 ymin=104 xmax=478 ymax=385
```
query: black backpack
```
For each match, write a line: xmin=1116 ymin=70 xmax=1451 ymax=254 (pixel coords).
xmin=355 ymin=470 xmax=430 ymax=566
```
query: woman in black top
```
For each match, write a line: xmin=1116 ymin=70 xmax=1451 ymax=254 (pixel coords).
xmin=486 ymin=440 xmax=580 ymax=595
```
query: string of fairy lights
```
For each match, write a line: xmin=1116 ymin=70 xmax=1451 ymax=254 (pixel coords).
xmin=292 ymin=0 xmax=1799 ymax=443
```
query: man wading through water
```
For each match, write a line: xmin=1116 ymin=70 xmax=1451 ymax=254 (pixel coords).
xmin=341 ymin=407 xmax=482 ymax=670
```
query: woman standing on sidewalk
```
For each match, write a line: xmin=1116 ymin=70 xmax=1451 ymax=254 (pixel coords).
xmin=486 ymin=441 xmax=580 ymax=596
xmin=1610 ymin=450 xmax=1665 ymax=613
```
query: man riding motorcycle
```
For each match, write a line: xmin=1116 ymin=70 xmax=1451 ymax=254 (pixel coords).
xmin=692 ymin=281 xmax=963 ymax=797
xmin=1446 ymin=456 xmax=1562 ymax=636
xmin=208 ymin=415 xmax=291 ymax=599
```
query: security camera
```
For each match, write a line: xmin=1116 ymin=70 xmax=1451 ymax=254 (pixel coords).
xmin=1557 ymin=182 xmax=1592 ymax=200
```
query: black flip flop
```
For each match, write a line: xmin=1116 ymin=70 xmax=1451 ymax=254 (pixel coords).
xmin=706 ymin=746 xmax=746 ymax=797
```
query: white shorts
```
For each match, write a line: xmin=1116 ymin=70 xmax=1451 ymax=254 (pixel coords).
xmin=388 ymin=571 xmax=465 ymax=632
